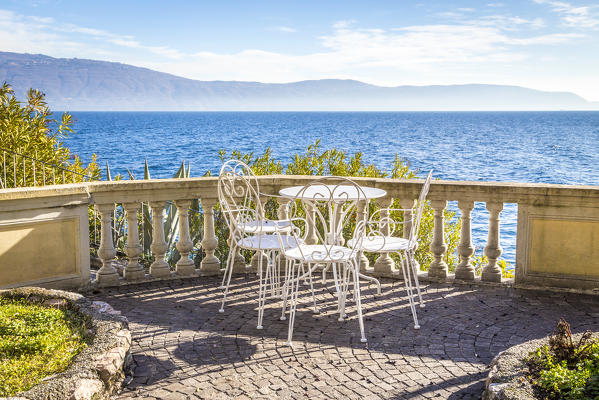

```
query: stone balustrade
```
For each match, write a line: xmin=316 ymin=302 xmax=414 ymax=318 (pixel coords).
xmin=1 ymin=176 xmax=598 ymax=291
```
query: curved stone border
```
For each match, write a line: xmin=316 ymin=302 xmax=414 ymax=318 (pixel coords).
xmin=0 ymin=287 xmax=131 ymax=400
xmin=484 ymin=332 xmax=599 ymax=399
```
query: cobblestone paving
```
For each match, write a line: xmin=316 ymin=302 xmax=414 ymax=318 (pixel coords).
xmin=92 ymin=276 xmax=599 ymax=399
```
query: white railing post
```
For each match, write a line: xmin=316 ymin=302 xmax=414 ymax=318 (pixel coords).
xmin=200 ymin=198 xmax=220 ymax=275
xmin=95 ymin=203 xmax=120 ymax=286
xmin=482 ymin=202 xmax=504 ymax=282
xmin=149 ymin=201 xmax=171 ymax=278
xmin=428 ymin=200 xmax=448 ymax=278
xmin=123 ymin=202 xmax=145 ymax=281
xmin=374 ymin=197 xmax=394 ymax=274
xmin=175 ymin=200 xmax=196 ymax=276
xmin=455 ymin=200 xmax=475 ymax=281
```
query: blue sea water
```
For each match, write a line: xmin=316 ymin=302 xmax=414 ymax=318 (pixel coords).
xmin=65 ymin=111 xmax=599 ymax=265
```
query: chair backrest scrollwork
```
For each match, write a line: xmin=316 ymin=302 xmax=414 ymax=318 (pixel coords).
xmin=217 ymin=159 xmax=264 ymax=244
xmin=286 ymin=176 xmax=367 ymax=262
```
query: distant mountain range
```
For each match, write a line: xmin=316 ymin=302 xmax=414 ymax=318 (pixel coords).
xmin=1 ymin=51 xmax=597 ymax=111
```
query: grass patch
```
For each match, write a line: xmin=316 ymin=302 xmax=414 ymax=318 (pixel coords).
xmin=528 ymin=319 xmax=599 ymax=399
xmin=0 ymin=296 xmax=88 ymax=396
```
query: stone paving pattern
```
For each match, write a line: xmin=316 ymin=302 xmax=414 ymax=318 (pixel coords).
xmin=92 ymin=276 xmax=599 ymax=399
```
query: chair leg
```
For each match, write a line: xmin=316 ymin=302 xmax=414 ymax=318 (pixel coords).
xmin=351 ymin=259 xmax=367 ymax=343
xmin=307 ymin=263 xmax=319 ymax=314
xmin=358 ymin=273 xmax=382 ymax=296
xmin=220 ymin=242 xmax=235 ymax=289
xmin=280 ymin=259 xmax=294 ymax=321
xmin=338 ymin=263 xmax=349 ymax=321
xmin=322 ymin=264 xmax=330 ymax=285
xmin=256 ymin=251 xmax=270 ymax=329
xmin=219 ymin=244 xmax=237 ymax=313
xmin=408 ymin=250 xmax=424 ymax=308
xmin=286 ymin=261 xmax=302 ymax=347
xmin=399 ymin=252 xmax=420 ymax=329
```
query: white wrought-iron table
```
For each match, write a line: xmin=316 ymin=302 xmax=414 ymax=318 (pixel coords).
xmin=279 ymin=183 xmax=386 ymax=291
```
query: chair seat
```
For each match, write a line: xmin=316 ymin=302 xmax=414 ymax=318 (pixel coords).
xmin=348 ymin=236 xmax=416 ymax=252
xmin=237 ymin=219 xmax=292 ymax=234
xmin=283 ymin=244 xmax=355 ymax=263
xmin=237 ymin=234 xmax=301 ymax=251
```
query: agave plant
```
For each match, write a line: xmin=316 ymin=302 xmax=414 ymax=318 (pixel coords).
xmin=102 ymin=160 xmax=204 ymax=269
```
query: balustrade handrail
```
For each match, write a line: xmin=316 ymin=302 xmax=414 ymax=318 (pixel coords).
xmin=1 ymin=175 xmax=598 ymax=207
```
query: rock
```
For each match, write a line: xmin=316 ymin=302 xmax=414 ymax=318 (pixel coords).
xmin=43 ymin=298 xmax=68 ymax=308
xmin=70 ymin=379 xmax=104 ymax=400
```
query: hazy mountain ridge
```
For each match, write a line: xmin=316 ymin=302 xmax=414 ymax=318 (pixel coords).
xmin=1 ymin=51 xmax=597 ymax=111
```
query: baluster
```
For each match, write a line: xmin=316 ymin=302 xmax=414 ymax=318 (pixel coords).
xmin=374 ymin=197 xmax=394 ymax=274
xmin=123 ymin=203 xmax=145 ymax=281
xmin=250 ymin=197 xmax=268 ymax=273
xmin=149 ymin=201 xmax=171 ymax=278
xmin=455 ymin=201 xmax=475 ymax=280
xmin=428 ymin=200 xmax=448 ymax=278
xmin=482 ymin=202 xmax=504 ymax=282
xmin=397 ymin=198 xmax=417 ymax=278
xmin=32 ymin=159 xmax=36 ymax=186
xmin=174 ymin=200 xmax=196 ymax=276
xmin=95 ymin=203 xmax=120 ymax=286
xmin=357 ymin=200 xmax=371 ymax=273
xmin=276 ymin=197 xmax=291 ymax=273
xmin=200 ymin=198 xmax=220 ymax=275
xmin=305 ymin=203 xmax=319 ymax=245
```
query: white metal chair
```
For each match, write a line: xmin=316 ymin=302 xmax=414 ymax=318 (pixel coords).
xmin=217 ymin=159 xmax=300 ymax=329
xmin=349 ymin=170 xmax=433 ymax=329
xmin=276 ymin=177 xmax=371 ymax=346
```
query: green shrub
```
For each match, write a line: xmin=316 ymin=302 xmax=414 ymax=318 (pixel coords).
xmin=528 ymin=319 xmax=599 ymax=399
xmin=0 ymin=296 xmax=88 ymax=396
xmin=0 ymin=82 xmax=100 ymax=187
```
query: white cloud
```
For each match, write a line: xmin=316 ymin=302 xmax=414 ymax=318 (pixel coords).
xmin=534 ymin=0 xmax=599 ymax=29
xmin=271 ymin=26 xmax=296 ymax=33
xmin=0 ymin=7 xmax=597 ymax=100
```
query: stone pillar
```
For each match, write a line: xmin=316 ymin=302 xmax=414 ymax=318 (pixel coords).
xmin=305 ymin=203 xmax=319 ymax=245
xmin=482 ymin=202 xmax=504 ymax=282
xmin=175 ymin=200 xmax=196 ymax=276
xmin=398 ymin=198 xmax=416 ymax=278
xmin=428 ymin=200 xmax=448 ymax=278
xmin=455 ymin=201 xmax=475 ymax=281
xmin=357 ymin=200 xmax=371 ymax=273
xmin=231 ymin=238 xmax=247 ymax=273
xmin=123 ymin=202 xmax=145 ymax=281
xmin=250 ymin=197 xmax=268 ymax=273
xmin=276 ymin=197 xmax=292 ymax=273
xmin=399 ymin=198 xmax=416 ymax=239
xmin=149 ymin=201 xmax=171 ymax=278
xmin=95 ymin=203 xmax=120 ymax=287
xmin=374 ymin=197 xmax=394 ymax=274
xmin=200 ymin=198 xmax=220 ymax=275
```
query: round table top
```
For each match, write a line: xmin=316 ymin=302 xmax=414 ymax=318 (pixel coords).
xmin=279 ymin=184 xmax=386 ymax=201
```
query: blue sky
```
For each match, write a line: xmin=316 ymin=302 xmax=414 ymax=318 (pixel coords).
xmin=1 ymin=0 xmax=598 ymax=100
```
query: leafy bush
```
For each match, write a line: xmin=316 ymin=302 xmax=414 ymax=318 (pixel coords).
xmin=0 ymin=296 xmax=88 ymax=396
xmin=528 ymin=319 xmax=599 ymax=399
xmin=0 ymin=82 xmax=100 ymax=187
